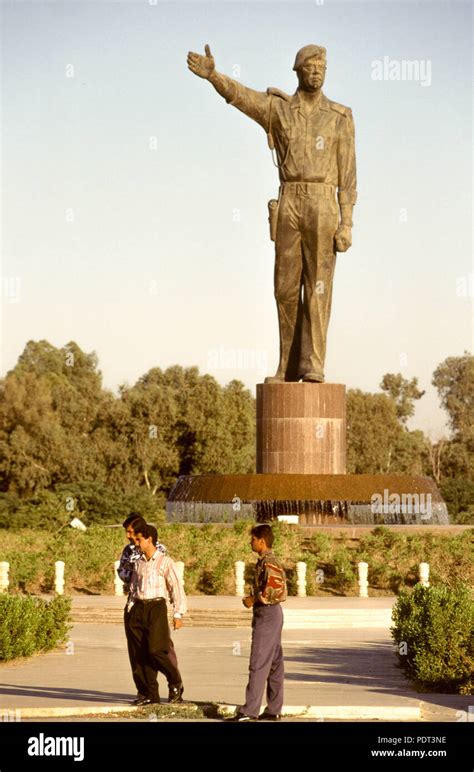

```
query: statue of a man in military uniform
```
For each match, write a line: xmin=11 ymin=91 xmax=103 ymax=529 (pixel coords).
xmin=187 ymin=44 xmax=357 ymax=383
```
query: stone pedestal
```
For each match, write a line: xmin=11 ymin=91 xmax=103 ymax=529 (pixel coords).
xmin=256 ymin=383 xmax=346 ymax=474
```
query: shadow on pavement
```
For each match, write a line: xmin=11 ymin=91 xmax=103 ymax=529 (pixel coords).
xmin=283 ymin=642 xmax=472 ymax=712
xmin=0 ymin=684 xmax=132 ymax=703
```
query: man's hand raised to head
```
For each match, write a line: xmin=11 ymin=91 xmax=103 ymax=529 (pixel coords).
xmin=187 ymin=44 xmax=215 ymax=79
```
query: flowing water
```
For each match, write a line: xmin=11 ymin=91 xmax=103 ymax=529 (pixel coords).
xmin=167 ymin=474 xmax=449 ymax=525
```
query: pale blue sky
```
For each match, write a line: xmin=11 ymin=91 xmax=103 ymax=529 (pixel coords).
xmin=1 ymin=0 xmax=472 ymax=437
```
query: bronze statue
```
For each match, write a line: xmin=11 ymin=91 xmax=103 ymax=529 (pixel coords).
xmin=187 ymin=44 xmax=357 ymax=383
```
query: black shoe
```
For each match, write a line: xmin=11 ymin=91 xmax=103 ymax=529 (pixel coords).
xmin=168 ymin=683 xmax=184 ymax=703
xmin=131 ymin=694 xmax=147 ymax=706
xmin=134 ymin=697 xmax=160 ymax=706
xmin=258 ymin=711 xmax=282 ymax=721
xmin=224 ymin=713 xmax=257 ymax=722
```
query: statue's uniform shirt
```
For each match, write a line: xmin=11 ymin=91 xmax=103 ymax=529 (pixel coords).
xmin=208 ymin=71 xmax=357 ymax=202
xmin=209 ymin=71 xmax=357 ymax=380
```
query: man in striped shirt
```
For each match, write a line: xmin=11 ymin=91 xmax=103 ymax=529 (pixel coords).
xmin=125 ymin=523 xmax=186 ymax=705
xmin=118 ymin=514 xmax=167 ymax=591
xmin=119 ymin=515 xmax=179 ymax=705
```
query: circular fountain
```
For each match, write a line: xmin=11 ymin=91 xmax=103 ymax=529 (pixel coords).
xmin=167 ymin=383 xmax=449 ymax=526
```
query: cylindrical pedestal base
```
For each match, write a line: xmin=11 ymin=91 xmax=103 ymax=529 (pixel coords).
xmin=256 ymin=383 xmax=346 ymax=474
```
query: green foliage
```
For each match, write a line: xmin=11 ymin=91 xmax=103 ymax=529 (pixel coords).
xmin=347 ymin=390 xmax=399 ymax=473
xmin=440 ymin=478 xmax=474 ymax=524
xmin=356 ymin=527 xmax=473 ymax=591
xmin=346 ymin=390 xmax=425 ymax=474
xmin=391 ymin=583 xmax=473 ymax=694
xmin=0 ymin=486 xmax=167 ymax=532
xmin=0 ymin=342 xmax=255 ymax=505
xmin=0 ymin=525 xmax=472 ymax=597
xmin=439 ymin=439 xmax=474 ymax=482
xmin=380 ymin=373 xmax=425 ymax=424
xmin=454 ymin=506 xmax=474 ymax=525
xmin=431 ymin=353 xmax=474 ymax=491
xmin=1 ymin=342 xmax=473 ymax=518
xmin=0 ymin=594 xmax=72 ymax=661
xmin=432 ymin=352 xmax=474 ymax=441
xmin=332 ymin=548 xmax=356 ymax=592
xmin=0 ymin=490 xmax=71 ymax=531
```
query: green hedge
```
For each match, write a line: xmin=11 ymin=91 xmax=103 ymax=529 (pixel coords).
xmin=391 ymin=583 xmax=473 ymax=695
xmin=0 ymin=595 xmax=72 ymax=661
xmin=0 ymin=523 xmax=472 ymax=596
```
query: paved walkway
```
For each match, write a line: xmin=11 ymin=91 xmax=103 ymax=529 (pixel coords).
xmin=0 ymin=613 xmax=470 ymax=722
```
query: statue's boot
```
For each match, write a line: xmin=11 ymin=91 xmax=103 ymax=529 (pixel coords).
xmin=301 ymin=371 xmax=325 ymax=383
xmin=264 ymin=372 xmax=286 ymax=384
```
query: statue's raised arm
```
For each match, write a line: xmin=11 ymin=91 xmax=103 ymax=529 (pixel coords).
xmin=187 ymin=43 xmax=272 ymax=131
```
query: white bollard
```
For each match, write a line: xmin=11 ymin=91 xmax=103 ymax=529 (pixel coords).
xmin=175 ymin=561 xmax=185 ymax=590
xmin=114 ymin=560 xmax=124 ymax=596
xmin=296 ymin=561 xmax=307 ymax=597
xmin=0 ymin=562 xmax=9 ymax=593
xmin=358 ymin=561 xmax=369 ymax=598
xmin=419 ymin=562 xmax=430 ymax=587
xmin=235 ymin=561 xmax=245 ymax=596
xmin=54 ymin=561 xmax=65 ymax=595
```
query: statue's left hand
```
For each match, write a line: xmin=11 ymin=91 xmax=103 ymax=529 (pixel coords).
xmin=335 ymin=225 xmax=352 ymax=252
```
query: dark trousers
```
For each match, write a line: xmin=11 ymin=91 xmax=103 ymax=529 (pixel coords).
xmin=124 ymin=599 xmax=182 ymax=701
xmin=241 ymin=603 xmax=284 ymax=717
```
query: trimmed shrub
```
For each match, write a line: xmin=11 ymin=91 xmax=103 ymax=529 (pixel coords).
xmin=391 ymin=583 xmax=473 ymax=694
xmin=0 ymin=595 xmax=72 ymax=661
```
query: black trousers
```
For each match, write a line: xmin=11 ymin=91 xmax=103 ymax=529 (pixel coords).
xmin=124 ymin=599 xmax=182 ymax=701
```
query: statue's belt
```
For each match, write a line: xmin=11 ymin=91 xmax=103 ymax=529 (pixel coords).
xmin=280 ymin=181 xmax=335 ymax=199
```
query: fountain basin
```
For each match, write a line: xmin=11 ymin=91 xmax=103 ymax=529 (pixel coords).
xmin=166 ymin=473 xmax=449 ymax=525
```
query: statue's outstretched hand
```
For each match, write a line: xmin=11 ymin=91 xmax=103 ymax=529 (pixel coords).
xmin=187 ymin=44 xmax=215 ymax=79
xmin=335 ymin=225 xmax=352 ymax=252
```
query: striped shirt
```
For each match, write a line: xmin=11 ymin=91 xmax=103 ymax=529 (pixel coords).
xmin=117 ymin=541 xmax=167 ymax=584
xmin=129 ymin=550 xmax=187 ymax=618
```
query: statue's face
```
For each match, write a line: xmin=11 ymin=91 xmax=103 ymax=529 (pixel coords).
xmin=298 ymin=55 xmax=327 ymax=91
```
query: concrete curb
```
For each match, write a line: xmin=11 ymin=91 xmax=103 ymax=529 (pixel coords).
xmin=6 ymin=703 xmax=421 ymax=721
xmin=221 ymin=704 xmax=421 ymax=720
xmin=71 ymin=608 xmax=394 ymax=629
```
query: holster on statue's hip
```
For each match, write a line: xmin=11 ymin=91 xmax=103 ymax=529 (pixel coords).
xmin=268 ymin=199 xmax=279 ymax=242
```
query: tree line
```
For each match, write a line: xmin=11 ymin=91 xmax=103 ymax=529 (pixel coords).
xmin=0 ymin=341 xmax=472 ymax=526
